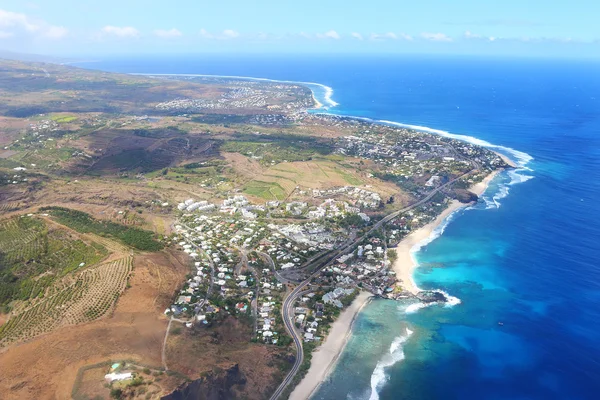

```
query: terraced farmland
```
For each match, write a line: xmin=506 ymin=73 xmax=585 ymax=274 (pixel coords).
xmin=0 ymin=257 xmax=133 ymax=347
xmin=0 ymin=216 xmax=108 ymax=306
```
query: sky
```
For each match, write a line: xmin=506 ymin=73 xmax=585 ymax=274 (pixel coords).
xmin=0 ymin=0 xmax=599 ymax=58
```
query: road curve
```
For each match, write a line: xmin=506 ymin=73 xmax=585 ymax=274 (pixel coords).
xmin=269 ymin=169 xmax=478 ymax=400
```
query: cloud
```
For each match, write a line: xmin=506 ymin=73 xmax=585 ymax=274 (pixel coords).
xmin=0 ymin=9 xmax=38 ymax=32
xmin=43 ymin=25 xmax=68 ymax=39
xmin=101 ymin=25 xmax=139 ymax=38
xmin=421 ymin=32 xmax=453 ymax=42
xmin=199 ymin=28 xmax=214 ymax=39
xmin=222 ymin=29 xmax=239 ymax=38
xmin=199 ymin=28 xmax=240 ymax=40
xmin=154 ymin=28 xmax=182 ymax=38
xmin=316 ymin=30 xmax=340 ymax=40
xmin=463 ymin=30 xmax=481 ymax=39
xmin=351 ymin=32 xmax=363 ymax=40
xmin=0 ymin=8 xmax=67 ymax=39
xmin=369 ymin=32 xmax=412 ymax=41
xmin=464 ymin=31 xmax=498 ymax=42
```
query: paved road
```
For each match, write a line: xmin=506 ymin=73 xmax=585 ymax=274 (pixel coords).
xmin=256 ymin=250 xmax=295 ymax=284
xmin=268 ymin=169 xmax=475 ymax=400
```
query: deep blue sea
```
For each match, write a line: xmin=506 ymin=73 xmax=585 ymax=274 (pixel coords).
xmin=77 ymin=55 xmax=600 ymax=399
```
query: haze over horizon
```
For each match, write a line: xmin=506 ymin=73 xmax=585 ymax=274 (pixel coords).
xmin=1 ymin=0 xmax=599 ymax=59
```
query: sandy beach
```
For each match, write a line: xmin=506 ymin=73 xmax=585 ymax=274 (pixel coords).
xmin=393 ymin=168 xmax=502 ymax=294
xmin=311 ymin=94 xmax=323 ymax=109
xmin=289 ymin=290 xmax=372 ymax=400
xmin=289 ymin=169 xmax=502 ymax=398
xmin=392 ymin=199 xmax=467 ymax=294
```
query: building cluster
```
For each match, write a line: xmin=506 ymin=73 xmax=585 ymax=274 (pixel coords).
xmin=256 ymin=271 xmax=285 ymax=344
xmin=317 ymin=235 xmax=401 ymax=298
xmin=153 ymin=80 xmax=312 ymax=113
xmin=312 ymin=186 xmax=382 ymax=209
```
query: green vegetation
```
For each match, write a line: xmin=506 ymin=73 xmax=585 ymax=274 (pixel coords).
xmin=42 ymin=207 xmax=163 ymax=251
xmin=0 ymin=257 xmax=133 ymax=347
xmin=0 ymin=216 xmax=108 ymax=306
xmin=243 ymin=180 xmax=287 ymax=200
xmin=220 ymin=133 xmax=334 ymax=166
xmin=50 ymin=115 xmax=78 ymax=123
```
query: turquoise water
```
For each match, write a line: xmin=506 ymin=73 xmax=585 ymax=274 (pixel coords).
xmin=77 ymin=55 xmax=600 ymax=399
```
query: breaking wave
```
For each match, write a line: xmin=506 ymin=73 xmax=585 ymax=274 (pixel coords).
xmin=318 ymin=113 xmax=534 ymax=209
xmin=367 ymin=328 xmax=413 ymax=400
xmin=130 ymin=72 xmax=339 ymax=108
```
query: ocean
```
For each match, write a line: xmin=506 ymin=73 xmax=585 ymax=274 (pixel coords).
xmin=75 ymin=55 xmax=600 ymax=399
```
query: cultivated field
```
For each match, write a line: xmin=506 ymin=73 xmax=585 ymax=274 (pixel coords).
xmin=0 ymin=250 xmax=190 ymax=400
xmin=242 ymin=159 xmax=364 ymax=200
xmin=0 ymin=257 xmax=132 ymax=347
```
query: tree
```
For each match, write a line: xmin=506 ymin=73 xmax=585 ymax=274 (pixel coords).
xmin=110 ymin=388 xmax=123 ymax=399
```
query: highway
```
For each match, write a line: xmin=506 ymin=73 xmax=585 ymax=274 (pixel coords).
xmin=268 ymin=169 xmax=475 ymax=400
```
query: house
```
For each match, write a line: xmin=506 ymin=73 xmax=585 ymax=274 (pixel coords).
xmin=105 ymin=372 xmax=132 ymax=382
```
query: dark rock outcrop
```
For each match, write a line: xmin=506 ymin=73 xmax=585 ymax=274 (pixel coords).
xmin=453 ymin=189 xmax=478 ymax=204
xmin=416 ymin=290 xmax=448 ymax=303
xmin=162 ymin=364 xmax=246 ymax=400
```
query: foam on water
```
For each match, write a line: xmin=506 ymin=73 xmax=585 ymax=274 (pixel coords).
xmin=367 ymin=328 xmax=414 ymax=400
xmin=129 ymin=72 xmax=339 ymax=108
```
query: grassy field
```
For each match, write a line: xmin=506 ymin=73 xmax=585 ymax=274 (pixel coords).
xmin=50 ymin=114 xmax=78 ymax=124
xmin=242 ymin=160 xmax=364 ymax=200
xmin=243 ymin=180 xmax=287 ymax=200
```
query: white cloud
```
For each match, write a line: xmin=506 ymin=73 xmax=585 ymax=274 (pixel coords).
xmin=0 ymin=9 xmax=39 ymax=32
xmin=299 ymin=31 xmax=312 ymax=39
xmin=421 ymin=32 xmax=453 ymax=42
xmin=0 ymin=8 xmax=67 ymax=39
xmin=101 ymin=25 xmax=139 ymax=38
xmin=464 ymin=31 xmax=498 ymax=42
xmin=199 ymin=28 xmax=240 ymax=40
xmin=316 ymin=30 xmax=340 ymax=40
xmin=351 ymin=32 xmax=364 ymax=40
xmin=370 ymin=32 xmax=412 ymax=41
xmin=199 ymin=28 xmax=213 ymax=39
xmin=463 ymin=30 xmax=481 ymax=39
xmin=222 ymin=29 xmax=239 ymax=38
xmin=154 ymin=28 xmax=182 ymax=38
xmin=43 ymin=25 xmax=68 ymax=39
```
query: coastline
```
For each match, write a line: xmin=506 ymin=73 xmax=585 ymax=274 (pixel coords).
xmin=393 ymin=168 xmax=502 ymax=294
xmin=289 ymin=291 xmax=373 ymax=400
xmin=288 ymin=169 xmax=503 ymax=399
xmin=392 ymin=199 xmax=467 ymax=294
xmin=311 ymin=93 xmax=324 ymax=110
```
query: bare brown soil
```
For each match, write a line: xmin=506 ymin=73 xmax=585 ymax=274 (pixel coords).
xmin=0 ymin=249 xmax=189 ymax=400
xmin=166 ymin=317 xmax=292 ymax=400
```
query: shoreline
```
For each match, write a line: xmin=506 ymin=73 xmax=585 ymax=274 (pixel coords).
xmin=288 ymin=169 xmax=504 ymax=399
xmin=392 ymin=199 xmax=468 ymax=294
xmin=289 ymin=291 xmax=373 ymax=400
xmin=393 ymin=168 xmax=502 ymax=294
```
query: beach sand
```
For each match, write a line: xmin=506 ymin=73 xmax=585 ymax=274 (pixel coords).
xmin=392 ymin=199 xmax=467 ymax=294
xmin=311 ymin=94 xmax=323 ymax=109
xmin=393 ymin=168 xmax=501 ymax=294
xmin=289 ymin=169 xmax=502 ymax=398
xmin=289 ymin=291 xmax=372 ymax=400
